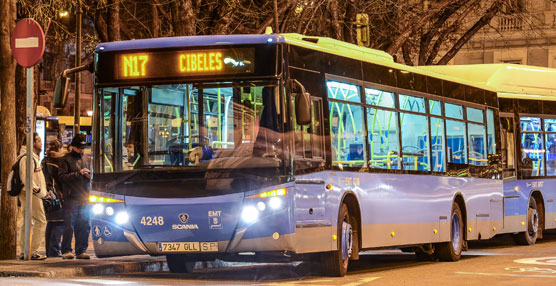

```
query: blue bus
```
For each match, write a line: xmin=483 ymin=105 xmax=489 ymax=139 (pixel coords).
xmin=420 ymin=63 xmax=556 ymax=245
xmin=85 ymin=33 xmax=555 ymax=276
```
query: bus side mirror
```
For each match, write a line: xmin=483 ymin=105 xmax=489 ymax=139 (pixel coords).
xmin=53 ymin=76 xmax=69 ymax=108
xmin=292 ymin=80 xmax=311 ymax=125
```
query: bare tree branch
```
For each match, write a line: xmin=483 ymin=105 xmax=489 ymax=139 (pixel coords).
xmin=386 ymin=0 xmax=457 ymax=55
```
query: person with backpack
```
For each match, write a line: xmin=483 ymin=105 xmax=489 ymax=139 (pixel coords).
xmin=17 ymin=132 xmax=48 ymax=260
xmin=42 ymin=139 xmax=65 ymax=258
xmin=59 ymin=134 xmax=92 ymax=259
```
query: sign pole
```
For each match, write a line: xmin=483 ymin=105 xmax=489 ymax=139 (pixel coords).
xmin=10 ymin=17 xmax=45 ymax=261
xmin=23 ymin=66 xmax=34 ymax=260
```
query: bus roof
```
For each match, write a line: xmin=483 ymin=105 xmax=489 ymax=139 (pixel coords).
xmin=95 ymin=34 xmax=287 ymax=52
xmin=418 ymin=64 xmax=556 ymax=101
xmin=95 ymin=33 xmax=493 ymax=92
xmin=279 ymin=33 xmax=493 ymax=92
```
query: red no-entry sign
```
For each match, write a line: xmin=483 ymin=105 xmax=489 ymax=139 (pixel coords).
xmin=10 ymin=18 xmax=45 ymax=67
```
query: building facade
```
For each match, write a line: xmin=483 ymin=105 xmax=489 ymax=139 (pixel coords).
xmin=453 ymin=0 xmax=556 ymax=67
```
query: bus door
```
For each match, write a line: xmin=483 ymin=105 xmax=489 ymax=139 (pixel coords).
xmin=292 ymin=95 xmax=328 ymax=252
xmin=500 ymin=114 xmax=519 ymax=229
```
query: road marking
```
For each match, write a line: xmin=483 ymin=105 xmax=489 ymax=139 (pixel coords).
xmin=342 ymin=277 xmax=381 ymax=285
xmin=505 ymin=266 xmax=556 ymax=274
xmin=514 ymin=257 xmax=556 ymax=266
xmin=263 ymin=277 xmax=380 ymax=286
xmin=71 ymin=279 xmax=136 ymax=285
xmin=456 ymin=271 xmax=556 ymax=278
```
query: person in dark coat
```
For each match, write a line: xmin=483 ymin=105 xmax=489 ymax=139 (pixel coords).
xmin=42 ymin=139 xmax=65 ymax=258
xmin=58 ymin=134 xmax=91 ymax=259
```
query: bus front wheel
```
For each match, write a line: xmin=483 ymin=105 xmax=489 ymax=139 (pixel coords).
xmin=166 ymin=254 xmax=196 ymax=273
xmin=322 ymin=203 xmax=352 ymax=277
xmin=436 ymin=202 xmax=464 ymax=262
xmin=514 ymin=197 xmax=539 ymax=245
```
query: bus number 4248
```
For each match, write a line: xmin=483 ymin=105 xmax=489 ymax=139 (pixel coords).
xmin=140 ymin=216 xmax=164 ymax=226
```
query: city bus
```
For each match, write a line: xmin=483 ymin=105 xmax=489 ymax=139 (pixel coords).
xmin=419 ymin=63 xmax=556 ymax=245
xmin=82 ymin=33 xmax=555 ymax=276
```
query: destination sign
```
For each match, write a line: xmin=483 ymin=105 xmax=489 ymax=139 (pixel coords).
xmin=114 ymin=48 xmax=255 ymax=80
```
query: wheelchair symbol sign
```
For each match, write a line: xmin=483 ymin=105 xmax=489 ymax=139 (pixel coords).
xmin=103 ymin=226 xmax=112 ymax=237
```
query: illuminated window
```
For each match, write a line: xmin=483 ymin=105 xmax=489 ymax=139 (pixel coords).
xmin=327 ymin=80 xmax=365 ymax=168
xmin=367 ymin=107 xmax=399 ymax=169
xmin=400 ymin=112 xmax=430 ymax=171
xmin=327 ymin=80 xmax=361 ymax=103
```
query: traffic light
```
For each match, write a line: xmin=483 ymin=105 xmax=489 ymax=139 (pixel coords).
xmin=356 ymin=14 xmax=370 ymax=47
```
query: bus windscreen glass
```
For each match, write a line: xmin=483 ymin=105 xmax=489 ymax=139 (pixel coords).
xmin=98 ymin=82 xmax=283 ymax=173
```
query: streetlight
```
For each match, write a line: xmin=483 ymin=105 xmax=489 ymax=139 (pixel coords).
xmin=58 ymin=1 xmax=82 ymax=135
xmin=75 ymin=1 xmax=82 ymax=135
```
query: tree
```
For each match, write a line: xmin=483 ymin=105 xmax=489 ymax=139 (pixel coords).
xmin=0 ymin=0 xmax=18 ymax=261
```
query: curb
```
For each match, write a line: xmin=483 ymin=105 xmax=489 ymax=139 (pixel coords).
xmin=0 ymin=258 xmax=167 ymax=278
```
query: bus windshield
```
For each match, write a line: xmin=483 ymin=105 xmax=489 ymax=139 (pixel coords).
xmin=97 ymin=81 xmax=284 ymax=173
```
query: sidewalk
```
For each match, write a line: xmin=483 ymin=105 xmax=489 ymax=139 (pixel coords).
xmin=0 ymin=211 xmax=167 ymax=278
xmin=0 ymin=254 xmax=167 ymax=278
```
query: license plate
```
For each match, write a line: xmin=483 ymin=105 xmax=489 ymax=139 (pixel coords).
xmin=158 ymin=242 xmax=218 ymax=252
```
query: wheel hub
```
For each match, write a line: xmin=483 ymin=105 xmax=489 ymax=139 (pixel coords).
xmin=341 ymin=221 xmax=353 ymax=261
xmin=452 ymin=213 xmax=461 ymax=252
xmin=529 ymin=208 xmax=539 ymax=234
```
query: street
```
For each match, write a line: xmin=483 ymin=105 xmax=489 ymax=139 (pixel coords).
xmin=2 ymin=231 xmax=556 ymax=285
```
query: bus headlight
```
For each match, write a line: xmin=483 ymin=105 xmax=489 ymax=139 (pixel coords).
xmin=105 ymin=206 xmax=114 ymax=216
xmin=241 ymin=206 xmax=259 ymax=223
xmin=269 ymin=197 xmax=282 ymax=210
xmin=92 ymin=204 xmax=104 ymax=215
xmin=115 ymin=212 xmax=129 ymax=225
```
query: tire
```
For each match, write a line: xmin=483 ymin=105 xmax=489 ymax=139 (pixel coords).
xmin=166 ymin=254 xmax=196 ymax=273
xmin=514 ymin=197 xmax=539 ymax=245
xmin=436 ymin=202 xmax=464 ymax=262
xmin=322 ymin=203 xmax=352 ymax=277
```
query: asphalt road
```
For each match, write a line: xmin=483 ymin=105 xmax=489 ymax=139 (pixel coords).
xmin=3 ymin=231 xmax=556 ymax=285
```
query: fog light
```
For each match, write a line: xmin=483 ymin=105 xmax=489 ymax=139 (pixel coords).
xmin=269 ymin=197 xmax=282 ymax=209
xmin=257 ymin=202 xmax=266 ymax=211
xmin=115 ymin=212 xmax=129 ymax=225
xmin=241 ymin=206 xmax=259 ymax=223
xmin=92 ymin=204 xmax=104 ymax=215
xmin=105 ymin=206 xmax=114 ymax=216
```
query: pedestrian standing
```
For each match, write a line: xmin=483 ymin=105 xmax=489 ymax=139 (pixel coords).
xmin=42 ymin=139 xmax=65 ymax=258
xmin=18 ymin=132 xmax=48 ymax=260
xmin=59 ymin=134 xmax=92 ymax=259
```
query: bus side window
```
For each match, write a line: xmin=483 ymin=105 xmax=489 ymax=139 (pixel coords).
xmin=430 ymin=116 xmax=445 ymax=172
xmin=520 ymin=117 xmax=544 ymax=177
xmin=399 ymin=95 xmax=430 ymax=171
xmin=366 ymin=88 xmax=399 ymax=170
xmin=500 ymin=116 xmax=516 ymax=178
xmin=327 ymin=80 xmax=365 ymax=168
xmin=445 ymin=103 xmax=467 ymax=167
xmin=545 ymin=119 xmax=556 ymax=176
xmin=101 ymin=89 xmax=116 ymax=173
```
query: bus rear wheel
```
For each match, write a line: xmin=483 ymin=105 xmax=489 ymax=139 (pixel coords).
xmin=322 ymin=203 xmax=352 ymax=277
xmin=514 ymin=197 xmax=539 ymax=245
xmin=436 ymin=202 xmax=464 ymax=262
xmin=166 ymin=254 xmax=196 ymax=273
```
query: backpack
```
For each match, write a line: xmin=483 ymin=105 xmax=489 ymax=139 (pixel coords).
xmin=7 ymin=156 xmax=36 ymax=197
